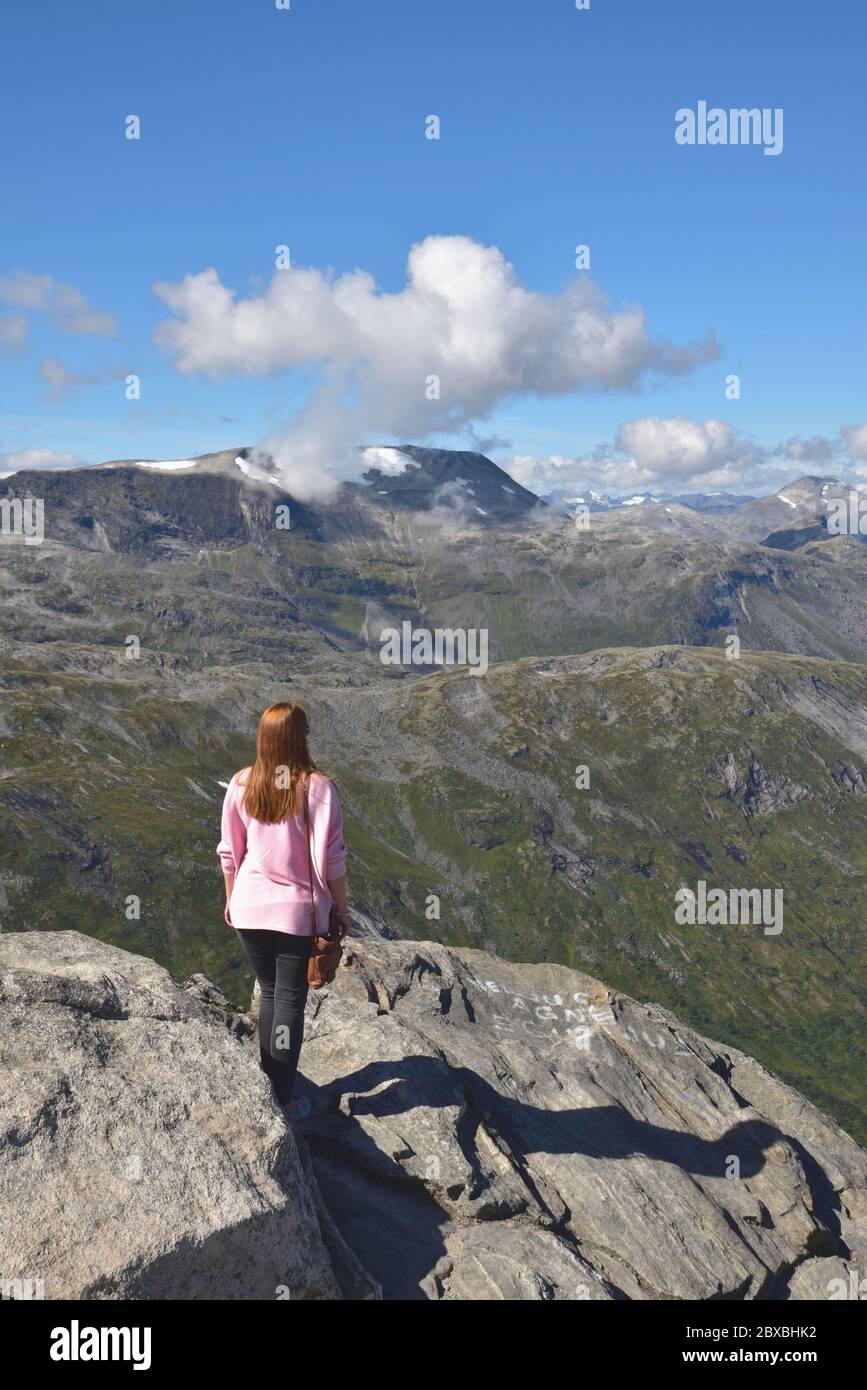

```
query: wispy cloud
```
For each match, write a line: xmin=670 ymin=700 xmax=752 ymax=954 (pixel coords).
xmin=783 ymin=435 xmax=836 ymax=465
xmin=0 ymin=270 xmax=116 ymax=337
xmin=0 ymin=313 xmax=27 ymax=358
xmin=38 ymin=353 xmax=102 ymax=403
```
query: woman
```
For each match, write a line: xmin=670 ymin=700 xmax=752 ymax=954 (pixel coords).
xmin=217 ymin=702 xmax=350 ymax=1118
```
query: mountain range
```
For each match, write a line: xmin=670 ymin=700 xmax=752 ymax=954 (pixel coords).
xmin=542 ymin=486 xmax=757 ymax=513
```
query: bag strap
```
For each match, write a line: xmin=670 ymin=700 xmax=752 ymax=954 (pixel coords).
xmin=302 ymin=777 xmax=317 ymax=935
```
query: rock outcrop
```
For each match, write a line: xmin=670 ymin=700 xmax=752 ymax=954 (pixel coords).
xmin=743 ymin=755 xmax=811 ymax=817
xmin=0 ymin=931 xmax=378 ymax=1300
xmin=2 ymin=929 xmax=865 ymax=1302
xmin=708 ymin=750 xmax=811 ymax=816
xmin=298 ymin=938 xmax=867 ymax=1300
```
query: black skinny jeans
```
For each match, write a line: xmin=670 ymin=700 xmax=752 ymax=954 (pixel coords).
xmin=235 ymin=929 xmax=312 ymax=1105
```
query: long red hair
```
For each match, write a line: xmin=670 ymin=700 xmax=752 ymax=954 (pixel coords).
xmin=241 ymin=703 xmax=318 ymax=822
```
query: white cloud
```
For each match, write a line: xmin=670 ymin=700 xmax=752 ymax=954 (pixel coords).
xmin=0 ymin=447 xmax=84 ymax=476
xmin=842 ymin=424 xmax=867 ymax=462
xmin=0 ymin=270 xmax=116 ymax=336
xmin=155 ymin=236 xmax=718 ymax=499
xmin=783 ymin=434 xmax=835 ymax=464
xmin=506 ymin=416 xmax=764 ymax=496
xmin=615 ymin=416 xmax=763 ymax=485
xmin=247 ymin=384 xmax=367 ymax=501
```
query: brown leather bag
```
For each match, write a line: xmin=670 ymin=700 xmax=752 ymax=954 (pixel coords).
xmin=303 ymin=780 xmax=345 ymax=989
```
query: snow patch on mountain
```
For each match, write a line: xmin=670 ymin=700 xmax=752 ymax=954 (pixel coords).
xmin=361 ymin=447 xmax=415 ymax=475
xmin=235 ymin=455 xmax=280 ymax=486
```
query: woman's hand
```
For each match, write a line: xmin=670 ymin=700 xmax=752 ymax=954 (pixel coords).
xmin=326 ymin=876 xmax=351 ymax=937
xmin=222 ymin=871 xmax=235 ymax=926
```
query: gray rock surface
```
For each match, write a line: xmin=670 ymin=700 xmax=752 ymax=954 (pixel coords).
xmin=786 ymin=1255 xmax=863 ymax=1302
xmin=297 ymin=938 xmax=867 ymax=1301
xmin=743 ymin=755 xmax=810 ymax=816
xmin=3 ymin=929 xmax=865 ymax=1302
xmin=0 ymin=930 xmax=379 ymax=1300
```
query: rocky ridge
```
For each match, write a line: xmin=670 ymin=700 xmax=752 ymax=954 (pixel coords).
xmin=2 ymin=929 xmax=865 ymax=1301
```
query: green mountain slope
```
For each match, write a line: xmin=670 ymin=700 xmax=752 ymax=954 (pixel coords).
xmin=1 ymin=635 xmax=865 ymax=1139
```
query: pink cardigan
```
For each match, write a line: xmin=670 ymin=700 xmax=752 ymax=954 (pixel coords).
xmin=217 ymin=771 xmax=347 ymax=936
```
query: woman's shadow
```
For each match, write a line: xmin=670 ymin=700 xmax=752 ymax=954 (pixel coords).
xmin=301 ymin=1054 xmax=846 ymax=1298
xmin=317 ymin=1054 xmax=786 ymax=1175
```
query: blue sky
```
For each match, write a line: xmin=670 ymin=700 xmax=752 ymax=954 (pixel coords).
xmin=1 ymin=0 xmax=865 ymax=494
